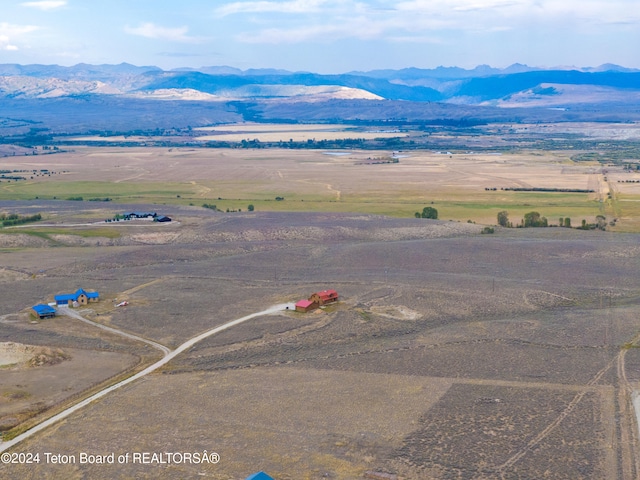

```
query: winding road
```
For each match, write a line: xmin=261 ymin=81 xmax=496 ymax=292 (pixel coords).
xmin=0 ymin=303 xmax=292 ymax=453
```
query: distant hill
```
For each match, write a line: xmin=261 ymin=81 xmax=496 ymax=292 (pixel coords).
xmin=140 ymin=71 xmax=443 ymax=102
xmin=2 ymin=62 xmax=640 ymax=133
xmin=2 ymin=62 xmax=639 ymax=105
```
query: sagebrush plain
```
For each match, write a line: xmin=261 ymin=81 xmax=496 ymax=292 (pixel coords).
xmin=1 ymin=122 xmax=640 ymax=479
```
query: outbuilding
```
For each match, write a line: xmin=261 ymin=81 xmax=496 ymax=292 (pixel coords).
xmin=32 ymin=304 xmax=56 ymax=319
xmin=295 ymin=299 xmax=317 ymax=313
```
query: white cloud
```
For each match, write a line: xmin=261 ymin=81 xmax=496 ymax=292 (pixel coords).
xmin=21 ymin=1 xmax=67 ymax=10
xmin=124 ymin=23 xmax=200 ymax=43
xmin=218 ymin=0 xmax=640 ymax=47
xmin=215 ymin=0 xmax=333 ymax=16
xmin=235 ymin=12 xmax=395 ymax=43
xmin=394 ymin=0 xmax=640 ymax=25
xmin=0 ymin=35 xmax=18 ymax=51
xmin=0 ymin=22 xmax=39 ymax=51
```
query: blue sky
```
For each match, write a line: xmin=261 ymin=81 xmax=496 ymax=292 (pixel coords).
xmin=1 ymin=0 xmax=639 ymax=72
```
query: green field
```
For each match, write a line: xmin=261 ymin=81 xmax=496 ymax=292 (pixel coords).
xmin=0 ymin=145 xmax=638 ymax=230
xmin=0 ymin=180 xmax=612 ymax=228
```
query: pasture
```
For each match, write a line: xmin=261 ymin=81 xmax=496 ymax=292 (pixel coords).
xmin=2 ymin=144 xmax=638 ymax=229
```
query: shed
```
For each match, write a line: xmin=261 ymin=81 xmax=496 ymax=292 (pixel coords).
xmin=155 ymin=215 xmax=172 ymax=222
xmin=32 ymin=304 xmax=56 ymax=319
xmin=245 ymin=472 xmax=274 ymax=480
xmin=295 ymin=299 xmax=317 ymax=313
xmin=309 ymin=289 xmax=339 ymax=306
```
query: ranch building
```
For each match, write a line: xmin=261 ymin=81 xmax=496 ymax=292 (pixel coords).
xmin=309 ymin=289 xmax=339 ymax=306
xmin=295 ymin=299 xmax=318 ymax=313
xmin=295 ymin=289 xmax=340 ymax=313
xmin=32 ymin=304 xmax=57 ymax=319
xmin=54 ymin=288 xmax=100 ymax=307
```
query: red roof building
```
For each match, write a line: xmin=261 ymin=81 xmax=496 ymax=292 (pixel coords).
xmin=295 ymin=299 xmax=317 ymax=313
xmin=309 ymin=289 xmax=339 ymax=306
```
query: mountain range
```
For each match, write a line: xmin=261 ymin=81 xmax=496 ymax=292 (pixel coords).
xmin=2 ymin=63 xmax=640 ymax=133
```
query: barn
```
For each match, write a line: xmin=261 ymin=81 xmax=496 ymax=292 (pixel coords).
xmin=309 ymin=289 xmax=339 ymax=306
xmin=55 ymin=288 xmax=100 ymax=306
xmin=32 ymin=304 xmax=56 ymax=319
xmin=295 ymin=299 xmax=317 ymax=313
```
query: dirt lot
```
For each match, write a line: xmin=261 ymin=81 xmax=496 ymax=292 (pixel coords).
xmin=0 ymin=342 xmax=137 ymax=431
xmin=0 ymin=204 xmax=639 ymax=479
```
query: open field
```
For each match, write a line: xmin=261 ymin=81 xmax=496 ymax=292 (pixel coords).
xmin=1 ymin=143 xmax=639 ymax=229
xmin=1 ymin=123 xmax=640 ymax=478
xmin=0 ymin=203 xmax=639 ymax=478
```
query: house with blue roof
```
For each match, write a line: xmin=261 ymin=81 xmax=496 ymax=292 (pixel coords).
xmin=54 ymin=288 xmax=99 ymax=307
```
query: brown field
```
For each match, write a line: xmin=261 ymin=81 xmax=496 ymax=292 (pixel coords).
xmin=0 ymin=202 xmax=639 ymax=479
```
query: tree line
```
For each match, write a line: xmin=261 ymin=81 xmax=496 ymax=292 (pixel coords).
xmin=497 ymin=210 xmax=609 ymax=230
xmin=1 ymin=213 xmax=42 ymax=227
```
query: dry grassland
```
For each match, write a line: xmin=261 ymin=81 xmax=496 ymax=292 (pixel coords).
xmin=0 ymin=206 xmax=639 ymax=479
xmin=1 ymin=120 xmax=640 ymax=480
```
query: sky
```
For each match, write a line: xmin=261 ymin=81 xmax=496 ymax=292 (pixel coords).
xmin=1 ymin=0 xmax=639 ymax=73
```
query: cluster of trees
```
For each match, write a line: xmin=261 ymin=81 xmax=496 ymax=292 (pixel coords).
xmin=498 ymin=210 xmax=550 ymax=228
xmin=203 ymin=203 xmax=254 ymax=212
xmin=497 ymin=211 xmax=608 ymax=230
xmin=523 ymin=211 xmax=548 ymax=228
xmin=415 ymin=206 xmax=438 ymax=219
xmin=1 ymin=213 xmax=42 ymax=227
xmin=501 ymin=187 xmax=594 ymax=193
xmin=577 ymin=215 xmax=608 ymax=231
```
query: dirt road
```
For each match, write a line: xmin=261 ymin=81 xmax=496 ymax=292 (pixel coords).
xmin=0 ymin=303 xmax=292 ymax=453
xmin=60 ymin=307 xmax=171 ymax=356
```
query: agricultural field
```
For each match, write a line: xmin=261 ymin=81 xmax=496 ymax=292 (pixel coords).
xmin=1 ymin=123 xmax=640 ymax=479
xmin=1 ymin=139 xmax=639 ymax=230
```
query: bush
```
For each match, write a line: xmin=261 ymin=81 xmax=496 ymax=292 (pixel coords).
xmin=415 ymin=206 xmax=438 ymax=219
xmin=497 ymin=211 xmax=509 ymax=227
